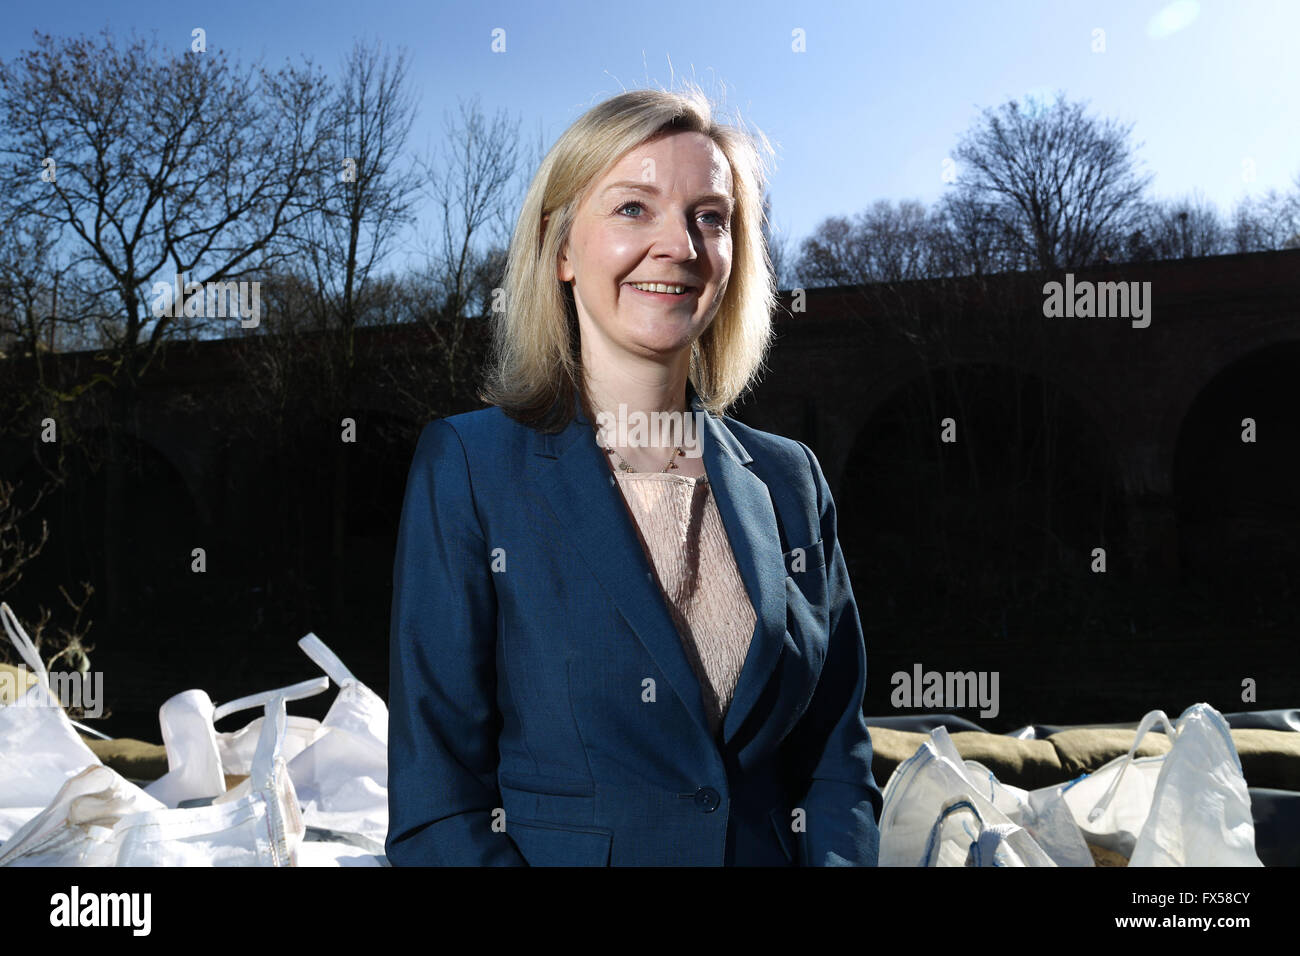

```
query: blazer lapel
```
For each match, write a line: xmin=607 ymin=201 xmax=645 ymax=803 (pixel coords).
xmin=685 ymin=387 xmax=787 ymax=747
xmin=530 ymin=382 xmax=786 ymax=750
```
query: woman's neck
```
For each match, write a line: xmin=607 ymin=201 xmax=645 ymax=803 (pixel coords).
xmin=582 ymin=365 xmax=703 ymax=475
xmin=585 ymin=379 xmax=689 ymax=421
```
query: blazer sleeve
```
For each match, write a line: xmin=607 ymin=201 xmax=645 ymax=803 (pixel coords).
xmin=789 ymin=440 xmax=883 ymax=866
xmin=386 ymin=419 xmax=527 ymax=866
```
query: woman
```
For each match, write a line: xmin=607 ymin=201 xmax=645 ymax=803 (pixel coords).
xmin=386 ymin=86 xmax=881 ymax=866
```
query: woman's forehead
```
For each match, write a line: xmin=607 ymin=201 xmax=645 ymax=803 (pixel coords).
xmin=588 ymin=134 xmax=733 ymax=201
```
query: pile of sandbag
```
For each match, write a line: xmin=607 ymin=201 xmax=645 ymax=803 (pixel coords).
xmin=0 ymin=602 xmax=387 ymax=867
xmin=878 ymin=702 xmax=1263 ymax=866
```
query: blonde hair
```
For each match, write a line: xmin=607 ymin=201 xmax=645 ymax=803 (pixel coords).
xmin=478 ymin=83 xmax=778 ymax=432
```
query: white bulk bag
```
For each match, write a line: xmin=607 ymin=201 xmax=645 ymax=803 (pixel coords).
xmin=145 ymin=676 xmax=329 ymax=808
xmin=286 ymin=634 xmax=387 ymax=854
xmin=0 ymin=693 xmax=303 ymax=866
xmin=1062 ymin=703 xmax=1261 ymax=866
xmin=0 ymin=603 xmax=102 ymax=844
xmin=880 ymin=726 xmax=1057 ymax=867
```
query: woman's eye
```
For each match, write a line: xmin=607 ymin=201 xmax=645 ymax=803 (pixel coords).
xmin=616 ymin=201 xmax=728 ymax=229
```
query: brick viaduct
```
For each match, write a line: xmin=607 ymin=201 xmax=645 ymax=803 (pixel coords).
xmin=10 ymin=247 xmax=1298 ymax=583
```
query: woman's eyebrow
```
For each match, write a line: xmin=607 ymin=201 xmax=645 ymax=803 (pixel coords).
xmin=601 ymin=180 xmax=734 ymax=210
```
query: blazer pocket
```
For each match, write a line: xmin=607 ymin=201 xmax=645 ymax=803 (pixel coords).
xmin=782 ymin=537 xmax=826 ymax=576
xmin=498 ymin=770 xmax=594 ymax=797
xmin=769 ymin=806 xmax=796 ymax=864
xmin=505 ymin=817 xmax=613 ymax=867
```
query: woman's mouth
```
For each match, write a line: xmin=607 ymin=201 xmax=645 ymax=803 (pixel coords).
xmin=624 ymin=282 xmax=699 ymax=301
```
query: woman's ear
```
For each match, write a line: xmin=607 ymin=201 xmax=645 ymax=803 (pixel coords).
xmin=556 ymin=240 xmax=575 ymax=285
xmin=543 ymin=214 xmax=571 ymax=283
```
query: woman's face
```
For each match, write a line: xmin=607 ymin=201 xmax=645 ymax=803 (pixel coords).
xmin=558 ymin=130 xmax=734 ymax=366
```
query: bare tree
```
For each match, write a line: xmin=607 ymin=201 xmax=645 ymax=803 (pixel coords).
xmin=950 ymin=91 xmax=1153 ymax=272
xmin=0 ymin=31 xmax=333 ymax=366
xmin=384 ymin=97 xmax=533 ymax=420
xmin=1229 ymin=172 xmax=1300 ymax=252
xmin=0 ymin=217 xmax=61 ymax=360
xmin=930 ymin=190 xmax=1029 ymax=277
xmin=0 ymin=213 xmax=108 ymax=498
xmin=293 ymin=38 xmax=419 ymax=336
xmin=795 ymin=199 xmax=942 ymax=287
xmin=0 ymin=476 xmax=97 ymax=717
xmin=795 ymin=215 xmax=864 ymax=288
xmin=0 ymin=30 xmax=333 ymax=627
xmin=250 ymin=39 xmax=422 ymax=619
xmin=758 ymin=189 xmax=797 ymax=292
xmin=1125 ymin=191 xmax=1227 ymax=261
xmin=857 ymin=199 xmax=937 ymax=281
xmin=418 ymin=97 xmax=524 ymax=320
xmin=765 ymin=224 xmax=797 ymax=293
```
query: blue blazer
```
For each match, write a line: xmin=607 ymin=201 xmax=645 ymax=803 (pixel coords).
xmin=386 ymin=382 xmax=882 ymax=865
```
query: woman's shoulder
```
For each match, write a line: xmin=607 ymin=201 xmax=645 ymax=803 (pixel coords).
xmin=413 ymin=405 xmax=539 ymax=471
xmin=714 ymin=413 xmax=815 ymax=474
xmin=417 ymin=403 xmax=548 ymax=446
xmin=711 ymin=414 xmax=834 ymax=514
xmin=437 ymin=404 xmax=515 ymax=442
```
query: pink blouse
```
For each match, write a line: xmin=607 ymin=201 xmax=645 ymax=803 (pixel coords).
xmin=612 ymin=471 xmax=758 ymax=739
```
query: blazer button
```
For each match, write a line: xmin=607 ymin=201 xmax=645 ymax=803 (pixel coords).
xmin=694 ymin=786 xmax=721 ymax=812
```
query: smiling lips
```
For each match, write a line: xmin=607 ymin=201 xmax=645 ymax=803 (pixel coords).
xmin=625 ymin=281 xmax=698 ymax=300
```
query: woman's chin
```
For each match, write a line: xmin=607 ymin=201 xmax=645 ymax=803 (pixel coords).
xmin=620 ymin=321 xmax=704 ymax=356
xmin=624 ymin=336 xmax=696 ymax=360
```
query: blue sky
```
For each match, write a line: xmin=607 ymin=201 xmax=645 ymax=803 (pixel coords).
xmin=4 ymin=0 xmax=1296 ymax=266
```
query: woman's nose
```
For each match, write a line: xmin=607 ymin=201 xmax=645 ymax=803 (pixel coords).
xmin=650 ymin=215 xmax=701 ymax=261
